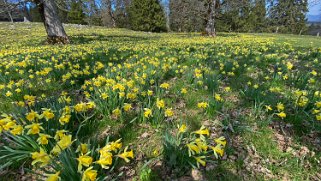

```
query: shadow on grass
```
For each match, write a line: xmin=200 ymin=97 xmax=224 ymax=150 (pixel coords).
xmin=69 ymin=33 xmax=158 ymax=44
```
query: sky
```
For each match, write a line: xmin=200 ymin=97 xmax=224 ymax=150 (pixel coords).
xmin=308 ymin=0 xmax=321 ymax=15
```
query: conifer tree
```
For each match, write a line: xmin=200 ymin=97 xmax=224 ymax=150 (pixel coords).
xmin=129 ymin=0 xmax=167 ymax=32
xmin=68 ymin=0 xmax=86 ymax=24
xmin=269 ymin=0 xmax=308 ymax=34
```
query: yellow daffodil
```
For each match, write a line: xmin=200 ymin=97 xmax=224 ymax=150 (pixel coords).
xmin=25 ymin=123 xmax=43 ymax=135
xmin=99 ymin=139 xmax=122 ymax=156
xmin=37 ymin=133 xmax=52 ymax=145
xmin=117 ymin=147 xmax=134 ymax=163
xmin=82 ymin=167 xmax=97 ymax=181
xmin=74 ymin=102 xmax=87 ymax=112
xmin=101 ymin=93 xmax=109 ymax=100
xmin=156 ymin=98 xmax=165 ymax=109
xmin=51 ymin=135 xmax=73 ymax=155
xmin=123 ymin=103 xmax=132 ymax=112
xmin=77 ymin=155 xmax=93 ymax=171
xmin=211 ymin=144 xmax=224 ymax=157
xmin=160 ymin=82 xmax=170 ymax=89
xmin=144 ymin=108 xmax=152 ymax=118
xmin=86 ymin=102 xmax=95 ymax=109
xmin=54 ymin=130 xmax=68 ymax=140
xmin=178 ymin=124 xmax=187 ymax=133
xmin=112 ymin=108 xmax=121 ymax=117
xmin=193 ymin=126 xmax=209 ymax=136
xmin=10 ymin=125 xmax=23 ymax=135
xmin=265 ymin=105 xmax=272 ymax=111
xmin=45 ymin=171 xmax=60 ymax=181
xmin=277 ymin=112 xmax=286 ymax=119
xmin=146 ymin=90 xmax=153 ymax=96
xmin=311 ymin=70 xmax=317 ymax=76
xmin=315 ymin=101 xmax=321 ymax=108
xmin=187 ymin=143 xmax=201 ymax=155
xmin=26 ymin=110 xmax=40 ymax=121
xmin=42 ymin=108 xmax=55 ymax=121
xmin=214 ymin=93 xmax=223 ymax=102
xmin=31 ymin=148 xmax=50 ymax=167
xmin=59 ymin=114 xmax=71 ymax=125
xmin=197 ymin=102 xmax=208 ymax=109
xmin=181 ymin=88 xmax=187 ymax=94
xmin=195 ymin=138 xmax=208 ymax=151
xmin=286 ymin=62 xmax=293 ymax=70
xmin=77 ymin=143 xmax=89 ymax=154
xmin=165 ymin=108 xmax=174 ymax=117
xmin=276 ymin=103 xmax=284 ymax=111
xmin=96 ymin=152 xmax=113 ymax=169
xmin=194 ymin=156 xmax=206 ymax=167
xmin=214 ymin=136 xmax=227 ymax=146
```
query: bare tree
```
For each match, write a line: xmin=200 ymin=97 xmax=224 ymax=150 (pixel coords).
xmin=0 ymin=0 xmax=18 ymax=22
xmin=205 ymin=0 xmax=217 ymax=36
xmin=1 ymin=0 xmax=69 ymax=44
xmin=33 ymin=0 xmax=69 ymax=44
xmin=104 ymin=0 xmax=116 ymax=27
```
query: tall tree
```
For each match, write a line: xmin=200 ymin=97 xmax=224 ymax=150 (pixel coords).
xmin=84 ymin=0 xmax=102 ymax=25
xmin=129 ymin=0 xmax=167 ymax=32
xmin=101 ymin=0 xmax=116 ymax=27
xmin=56 ymin=1 xmax=68 ymax=23
xmin=169 ymin=0 xmax=205 ymax=32
xmin=34 ymin=0 xmax=70 ymax=44
xmin=1 ymin=0 xmax=70 ymax=44
xmin=252 ymin=0 xmax=267 ymax=32
xmin=68 ymin=0 xmax=86 ymax=24
xmin=205 ymin=0 xmax=218 ymax=36
xmin=269 ymin=0 xmax=308 ymax=34
xmin=1 ymin=0 xmax=14 ymax=22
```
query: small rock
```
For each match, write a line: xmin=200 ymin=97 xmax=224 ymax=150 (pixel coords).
xmin=298 ymin=146 xmax=309 ymax=157
xmin=191 ymin=169 xmax=205 ymax=181
xmin=286 ymin=147 xmax=294 ymax=153
xmin=140 ymin=132 xmax=150 ymax=138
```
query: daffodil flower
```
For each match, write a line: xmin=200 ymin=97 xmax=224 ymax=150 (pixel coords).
xmin=25 ymin=123 xmax=44 ymax=135
xmin=194 ymin=156 xmax=206 ymax=167
xmin=193 ymin=126 xmax=209 ymax=136
xmin=156 ymin=98 xmax=165 ymax=109
xmin=96 ymin=152 xmax=113 ymax=169
xmin=178 ymin=124 xmax=187 ymax=133
xmin=45 ymin=171 xmax=60 ymax=181
xmin=77 ymin=143 xmax=89 ymax=154
xmin=276 ymin=112 xmax=286 ymax=119
xmin=51 ymin=135 xmax=73 ymax=155
xmin=211 ymin=144 xmax=225 ymax=157
xmin=42 ymin=108 xmax=55 ymax=121
xmin=82 ymin=167 xmax=97 ymax=181
xmin=117 ymin=146 xmax=134 ymax=163
xmin=31 ymin=148 xmax=50 ymax=167
xmin=143 ymin=108 xmax=152 ymax=118
xmin=77 ymin=155 xmax=93 ymax=171
xmin=37 ymin=133 xmax=52 ymax=145
xmin=214 ymin=136 xmax=227 ymax=147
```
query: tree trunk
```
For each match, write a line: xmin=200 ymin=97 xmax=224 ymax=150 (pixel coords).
xmin=35 ymin=0 xmax=70 ymax=44
xmin=107 ymin=0 xmax=116 ymax=27
xmin=205 ymin=0 xmax=216 ymax=37
xmin=8 ymin=11 xmax=13 ymax=23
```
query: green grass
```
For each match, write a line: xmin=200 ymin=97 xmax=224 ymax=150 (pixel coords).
xmin=251 ymin=33 xmax=321 ymax=48
xmin=1 ymin=22 xmax=321 ymax=180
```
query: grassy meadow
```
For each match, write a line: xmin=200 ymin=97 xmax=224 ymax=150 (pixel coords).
xmin=1 ymin=22 xmax=321 ymax=180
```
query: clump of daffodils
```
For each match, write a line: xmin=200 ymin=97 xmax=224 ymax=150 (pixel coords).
xmin=0 ymin=102 xmax=134 ymax=181
xmin=164 ymin=124 xmax=226 ymax=169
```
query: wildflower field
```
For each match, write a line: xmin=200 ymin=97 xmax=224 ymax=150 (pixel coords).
xmin=1 ymin=22 xmax=321 ymax=180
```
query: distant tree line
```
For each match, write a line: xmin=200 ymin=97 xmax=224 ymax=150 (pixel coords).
xmin=0 ymin=0 xmax=317 ymax=35
xmin=169 ymin=0 xmax=309 ymax=34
